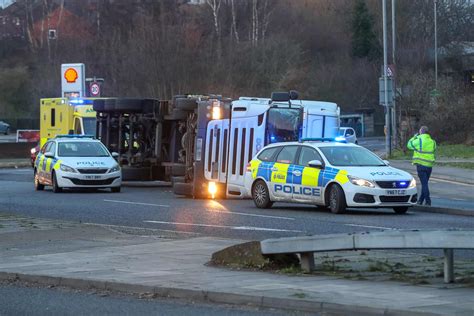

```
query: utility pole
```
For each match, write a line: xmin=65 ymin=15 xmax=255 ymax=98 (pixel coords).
xmin=434 ymin=0 xmax=438 ymax=89
xmin=391 ymin=0 xmax=397 ymax=149
xmin=383 ymin=0 xmax=391 ymax=157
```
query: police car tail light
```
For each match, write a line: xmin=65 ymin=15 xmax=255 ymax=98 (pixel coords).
xmin=208 ymin=181 xmax=217 ymax=199
xmin=30 ymin=147 xmax=37 ymax=154
xmin=409 ymin=178 xmax=416 ymax=188
xmin=246 ymin=163 xmax=252 ymax=172
xmin=347 ymin=175 xmax=375 ymax=188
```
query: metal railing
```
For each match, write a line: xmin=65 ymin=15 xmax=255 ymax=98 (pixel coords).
xmin=260 ymin=230 xmax=474 ymax=283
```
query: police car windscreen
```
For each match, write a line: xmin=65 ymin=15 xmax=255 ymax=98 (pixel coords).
xmin=319 ymin=146 xmax=385 ymax=167
xmin=58 ymin=142 xmax=109 ymax=157
xmin=83 ymin=118 xmax=96 ymax=136
xmin=266 ymin=108 xmax=300 ymax=144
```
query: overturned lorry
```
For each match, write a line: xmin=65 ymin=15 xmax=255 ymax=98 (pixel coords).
xmin=93 ymin=91 xmax=340 ymax=199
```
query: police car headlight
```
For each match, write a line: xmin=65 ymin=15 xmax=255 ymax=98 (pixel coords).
xmin=109 ymin=164 xmax=121 ymax=173
xmin=348 ymin=175 xmax=375 ymax=188
xmin=409 ymin=178 xmax=416 ymax=188
xmin=60 ymin=164 xmax=77 ymax=173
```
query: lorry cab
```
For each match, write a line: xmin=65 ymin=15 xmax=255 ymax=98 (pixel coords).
xmin=40 ymin=98 xmax=97 ymax=147
xmin=201 ymin=91 xmax=340 ymax=198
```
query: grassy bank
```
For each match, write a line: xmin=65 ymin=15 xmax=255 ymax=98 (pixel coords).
xmin=391 ymin=144 xmax=474 ymax=160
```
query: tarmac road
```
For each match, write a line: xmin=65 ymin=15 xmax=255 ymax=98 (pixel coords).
xmin=0 ymin=168 xmax=473 ymax=243
xmin=0 ymin=282 xmax=307 ymax=316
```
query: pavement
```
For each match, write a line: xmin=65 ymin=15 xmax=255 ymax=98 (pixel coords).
xmin=0 ymin=216 xmax=473 ymax=316
xmin=0 ymin=158 xmax=30 ymax=169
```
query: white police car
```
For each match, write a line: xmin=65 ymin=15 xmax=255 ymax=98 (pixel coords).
xmin=34 ymin=135 xmax=122 ymax=193
xmin=245 ymin=139 xmax=417 ymax=214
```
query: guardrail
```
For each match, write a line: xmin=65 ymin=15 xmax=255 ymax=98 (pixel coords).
xmin=260 ymin=230 xmax=474 ymax=283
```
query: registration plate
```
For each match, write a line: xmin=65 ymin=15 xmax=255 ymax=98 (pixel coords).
xmin=385 ymin=189 xmax=406 ymax=195
xmin=85 ymin=175 xmax=102 ymax=180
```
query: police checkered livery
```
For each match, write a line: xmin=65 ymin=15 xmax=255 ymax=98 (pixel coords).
xmin=244 ymin=141 xmax=417 ymax=214
xmin=34 ymin=136 xmax=122 ymax=193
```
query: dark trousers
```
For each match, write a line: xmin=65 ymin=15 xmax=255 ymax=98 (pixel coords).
xmin=416 ymin=164 xmax=432 ymax=204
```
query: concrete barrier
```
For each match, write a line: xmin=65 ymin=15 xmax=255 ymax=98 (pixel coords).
xmin=261 ymin=230 xmax=474 ymax=283
xmin=0 ymin=142 xmax=35 ymax=159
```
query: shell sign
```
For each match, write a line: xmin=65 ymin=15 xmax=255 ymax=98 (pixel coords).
xmin=64 ymin=68 xmax=78 ymax=83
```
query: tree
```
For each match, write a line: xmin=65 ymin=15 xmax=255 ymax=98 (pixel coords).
xmin=351 ymin=0 xmax=380 ymax=60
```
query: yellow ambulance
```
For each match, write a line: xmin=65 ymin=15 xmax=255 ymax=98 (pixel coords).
xmin=39 ymin=98 xmax=97 ymax=147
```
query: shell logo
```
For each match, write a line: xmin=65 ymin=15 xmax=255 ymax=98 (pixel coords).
xmin=64 ymin=68 xmax=78 ymax=83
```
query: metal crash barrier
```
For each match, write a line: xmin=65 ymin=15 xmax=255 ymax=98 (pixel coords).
xmin=260 ymin=230 xmax=474 ymax=283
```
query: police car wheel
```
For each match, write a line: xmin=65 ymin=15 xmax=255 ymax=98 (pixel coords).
xmin=52 ymin=172 xmax=62 ymax=193
xmin=393 ymin=207 xmax=408 ymax=214
xmin=252 ymin=180 xmax=273 ymax=209
xmin=328 ymin=184 xmax=346 ymax=214
xmin=111 ymin=186 xmax=121 ymax=193
xmin=34 ymin=170 xmax=44 ymax=191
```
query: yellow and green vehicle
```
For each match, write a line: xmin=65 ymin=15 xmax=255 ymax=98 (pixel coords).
xmin=39 ymin=98 xmax=97 ymax=147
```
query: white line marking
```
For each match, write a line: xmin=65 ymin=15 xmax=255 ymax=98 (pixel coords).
xmin=345 ymin=224 xmax=395 ymax=230
xmin=144 ymin=220 xmax=301 ymax=232
xmin=210 ymin=210 xmax=294 ymax=220
xmin=408 ymin=173 xmax=473 ymax=187
xmin=451 ymin=198 xmax=469 ymax=201
xmin=104 ymin=199 xmax=170 ymax=208
xmin=84 ymin=222 xmax=200 ymax=235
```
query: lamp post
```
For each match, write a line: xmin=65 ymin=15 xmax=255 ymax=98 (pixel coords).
xmin=391 ymin=0 xmax=397 ymax=149
xmin=434 ymin=0 xmax=438 ymax=90
xmin=383 ymin=0 xmax=391 ymax=157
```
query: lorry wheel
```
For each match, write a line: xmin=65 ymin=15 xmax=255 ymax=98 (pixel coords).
xmin=175 ymin=98 xmax=197 ymax=111
xmin=113 ymin=98 xmax=145 ymax=113
xmin=171 ymin=164 xmax=186 ymax=176
xmin=122 ymin=167 xmax=151 ymax=181
xmin=328 ymin=184 xmax=346 ymax=214
xmin=141 ymin=99 xmax=158 ymax=114
xmin=252 ymin=180 xmax=273 ymax=209
xmin=393 ymin=207 xmax=408 ymax=214
xmin=171 ymin=176 xmax=185 ymax=184
xmin=93 ymin=99 xmax=106 ymax=112
xmin=173 ymin=182 xmax=193 ymax=197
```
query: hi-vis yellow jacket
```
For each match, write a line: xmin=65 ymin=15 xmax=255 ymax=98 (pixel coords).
xmin=407 ymin=133 xmax=436 ymax=167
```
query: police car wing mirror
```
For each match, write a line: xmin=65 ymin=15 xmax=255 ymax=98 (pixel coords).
xmin=111 ymin=152 xmax=119 ymax=159
xmin=308 ymin=160 xmax=323 ymax=169
xmin=383 ymin=160 xmax=390 ymax=166
xmin=44 ymin=152 xmax=54 ymax=159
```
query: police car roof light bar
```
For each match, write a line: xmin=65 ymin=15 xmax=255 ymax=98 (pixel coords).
xmin=299 ymin=137 xmax=346 ymax=143
xmin=55 ymin=134 xmax=96 ymax=139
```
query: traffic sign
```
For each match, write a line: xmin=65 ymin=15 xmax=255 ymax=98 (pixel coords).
xmin=90 ymin=82 xmax=100 ymax=97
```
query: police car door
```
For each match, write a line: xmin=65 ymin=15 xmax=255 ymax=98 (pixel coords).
xmin=270 ymin=146 xmax=299 ymax=201
xmin=37 ymin=141 xmax=53 ymax=185
xmin=293 ymin=146 xmax=324 ymax=203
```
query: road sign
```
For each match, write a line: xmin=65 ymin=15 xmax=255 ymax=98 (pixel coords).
xmin=90 ymin=82 xmax=100 ymax=97
xmin=379 ymin=77 xmax=394 ymax=106
xmin=61 ymin=63 xmax=86 ymax=98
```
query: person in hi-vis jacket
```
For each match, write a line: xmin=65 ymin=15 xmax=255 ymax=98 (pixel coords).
xmin=407 ymin=126 xmax=437 ymax=206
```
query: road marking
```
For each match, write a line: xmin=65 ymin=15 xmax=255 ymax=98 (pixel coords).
xmin=144 ymin=220 xmax=301 ymax=232
xmin=451 ymin=198 xmax=469 ymax=201
xmin=104 ymin=199 xmax=170 ymax=208
xmin=409 ymin=173 xmax=473 ymax=187
xmin=345 ymin=224 xmax=395 ymax=230
xmin=84 ymin=222 xmax=200 ymax=235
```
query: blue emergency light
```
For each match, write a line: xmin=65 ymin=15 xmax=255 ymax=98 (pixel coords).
xmin=299 ymin=137 xmax=347 ymax=143
xmin=55 ymin=134 xmax=95 ymax=139
xmin=69 ymin=99 xmax=94 ymax=105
